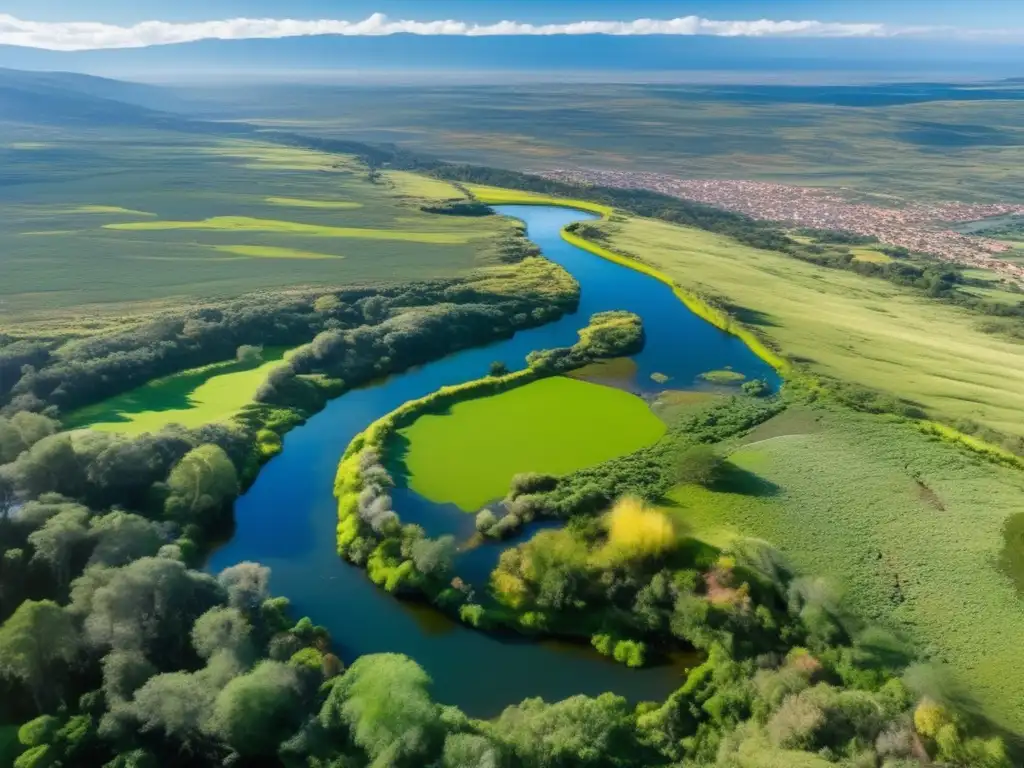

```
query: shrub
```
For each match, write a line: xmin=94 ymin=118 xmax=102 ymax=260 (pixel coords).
xmin=598 ymin=496 xmax=676 ymax=563
xmin=612 ymin=640 xmax=646 ymax=668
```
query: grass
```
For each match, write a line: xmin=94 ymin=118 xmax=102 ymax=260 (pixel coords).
xmin=465 ymin=184 xmax=615 ymax=217
xmin=66 ymin=348 xmax=291 ymax=434
xmin=668 ymin=404 xmax=1024 ymax=731
xmin=385 ymin=170 xmax=465 ymax=201
xmin=103 ymin=216 xmax=481 ymax=243
xmin=264 ymin=196 xmax=363 ymax=209
xmin=210 ymin=245 xmax=343 ymax=259
xmin=398 ymin=376 xmax=666 ymax=511
xmin=850 ymin=247 xmax=893 ymax=264
xmin=598 ymin=215 xmax=1024 ymax=437
xmin=66 ymin=205 xmax=155 ymax=216
xmin=0 ymin=133 xmax=513 ymax=327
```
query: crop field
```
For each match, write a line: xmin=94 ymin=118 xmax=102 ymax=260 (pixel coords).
xmin=66 ymin=347 xmax=291 ymax=434
xmin=669 ymin=404 xmax=1024 ymax=731
xmin=397 ymin=376 xmax=666 ymax=510
xmin=598 ymin=215 xmax=1024 ymax=437
xmin=0 ymin=131 xmax=502 ymax=328
xmin=202 ymin=82 xmax=1024 ymax=203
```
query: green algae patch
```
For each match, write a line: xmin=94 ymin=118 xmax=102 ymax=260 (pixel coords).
xmin=399 ymin=376 xmax=665 ymax=511
xmin=211 ymin=245 xmax=344 ymax=260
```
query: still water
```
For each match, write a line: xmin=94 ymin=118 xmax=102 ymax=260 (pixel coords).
xmin=207 ymin=205 xmax=778 ymax=715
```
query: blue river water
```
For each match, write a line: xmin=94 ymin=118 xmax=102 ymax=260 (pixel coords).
xmin=207 ymin=205 xmax=779 ymax=715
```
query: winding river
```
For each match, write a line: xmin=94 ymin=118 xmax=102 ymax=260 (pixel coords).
xmin=207 ymin=205 xmax=780 ymax=715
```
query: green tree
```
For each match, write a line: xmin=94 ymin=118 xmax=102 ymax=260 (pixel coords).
xmin=101 ymin=650 xmax=157 ymax=705
xmin=314 ymin=294 xmax=342 ymax=314
xmin=0 ymin=412 xmax=58 ymax=464
xmin=217 ymin=562 xmax=270 ymax=615
xmin=492 ymin=693 xmax=640 ymax=767
xmin=191 ymin=607 xmax=253 ymax=663
xmin=410 ymin=536 xmax=456 ymax=579
xmin=210 ymin=661 xmax=303 ymax=757
xmin=235 ymin=345 xmax=263 ymax=365
xmin=164 ymin=445 xmax=238 ymax=526
xmin=128 ymin=672 xmax=214 ymax=748
xmin=0 ymin=600 xmax=78 ymax=711
xmin=319 ymin=653 xmax=442 ymax=766
xmin=72 ymin=557 xmax=221 ymax=661
xmin=27 ymin=507 xmax=90 ymax=590
xmin=442 ymin=733 xmax=504 ymax=768
xmin=89 ymin=511 xmax=163 ymax=568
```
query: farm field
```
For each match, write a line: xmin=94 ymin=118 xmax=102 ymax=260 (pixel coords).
xmin=669 ymin=404 xmax=1024 ymax=731
xmin=65 ymin=347 xmax=291 ymax=434
xmin=0 ymin=131 xmax=506 ymax=328
xmin=596 ymin=214 xmax=1024 ymax=437
xmin=397 ymin=376 xmax=666 ymax=510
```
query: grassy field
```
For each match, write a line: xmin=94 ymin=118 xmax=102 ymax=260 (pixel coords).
xmin=0 ymin=132 xmax=503 ymax=328
xmin=66 ymin=347 xmax=290 ymax=434
xmin=850 ymin=247 xmax=893 ymax=264
xmin=465 ymin=184 xmax=615 ymax=216
xmin=669 ymin=404 xmax=1024 ymax=731
xmin=597 ymin=215 xmax=1024 ymax=437
xmin=201 ymin=82 xmax=1024 ymax=203
xmin=398 ymin=376 xmax=665 ymax=510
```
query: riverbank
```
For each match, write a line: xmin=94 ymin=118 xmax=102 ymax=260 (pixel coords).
xmin=466 ymin=185 xmax=790 ymax=375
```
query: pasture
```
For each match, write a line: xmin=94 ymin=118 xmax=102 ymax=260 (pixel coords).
xmin=397 ymin=376 xmax=666 ymax=511
xmin=0 ymin=133 xmax=501 ymax=328
xmin=66 ymin=347 xmax=290 ymax=434
xmin=669 ymin=404 xmax=1024 ymax=731
xmin=600 ymin=215 xmax=1024 ymax=437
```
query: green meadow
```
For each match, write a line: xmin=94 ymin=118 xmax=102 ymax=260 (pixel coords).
xmin=0 ymin=133 xmax=507 ymax=329
xmin=669 ymin=405 xmax=1024 ymax=731
xmin=104 ymin=216 xmax=479 ymax=243
xmin=264 ymin=196 xmax=363 ymax=209
xmin=398 ymin=377 xmax=666 ymax=511
xmin=210 ymin=245 xmax=343 ymax=259
xmin=599 ymin=215 xmax=1024 ymax=437
xmin=66 ymin=348 xmax=291 ymax=434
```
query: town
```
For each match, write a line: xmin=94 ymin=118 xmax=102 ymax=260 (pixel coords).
xmin=540 ymin=168 xmax=1024 ymax=282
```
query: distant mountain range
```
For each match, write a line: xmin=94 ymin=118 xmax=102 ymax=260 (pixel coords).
xmin=0 ymin=35 xmax=1021 ymax=82
xmin=0 ymin=67 xmax=228 ymax=130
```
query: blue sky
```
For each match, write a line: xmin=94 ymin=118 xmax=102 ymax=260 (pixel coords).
xmin=1 ymin=0 xmax=1021 ymax=78
xmin=5 ymin=0 xmax=1024 ymax=27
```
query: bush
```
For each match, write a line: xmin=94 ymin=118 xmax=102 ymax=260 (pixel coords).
xmin=742 ymin=378 xmax=770 ymax=397
xmin=674 ymin=445 xmax=726 ymax=487
xmin=236 ymin=345 xmax=263 ymax=365
xmin=612 ymin=640 xmax=647 ymax=668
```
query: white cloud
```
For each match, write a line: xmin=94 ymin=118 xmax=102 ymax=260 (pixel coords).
xmin=0 ymin=12 xmax=995 ymax=52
